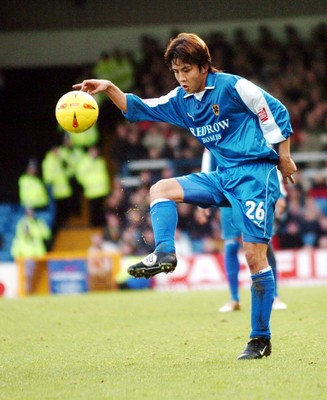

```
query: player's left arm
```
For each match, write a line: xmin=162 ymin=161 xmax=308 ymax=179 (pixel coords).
xmin=234 ymin=78 xmax=297 ymax=184
xmin=277 ymin=137 xmax=297 ymax=184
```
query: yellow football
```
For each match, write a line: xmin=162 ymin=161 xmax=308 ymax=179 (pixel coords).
xmin=55 ymin=90 xmax=99 ymax=134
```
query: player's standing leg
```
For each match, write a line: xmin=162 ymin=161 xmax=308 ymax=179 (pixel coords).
xmin=237 ymin=242 xmax=275 ymax=360
xmin=227 ymin=162 xmax=279 ymax=360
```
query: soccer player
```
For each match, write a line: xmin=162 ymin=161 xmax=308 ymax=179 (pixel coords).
xmin=199 ymin=149 xmax=288 ymax=313
xmin=73 ymin=32 xmax=297 ymax=360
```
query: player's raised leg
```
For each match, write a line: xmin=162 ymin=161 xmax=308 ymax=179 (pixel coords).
xmin=127 ymin=178 xmax=183 ymax=279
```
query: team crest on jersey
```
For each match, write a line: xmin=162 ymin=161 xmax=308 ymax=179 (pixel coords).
xmin=212 ymin=104 xmax=220 ymax=116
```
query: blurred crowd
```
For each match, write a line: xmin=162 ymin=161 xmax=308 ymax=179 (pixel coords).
xmin=2 ymin=21 xmax=327 ymax=261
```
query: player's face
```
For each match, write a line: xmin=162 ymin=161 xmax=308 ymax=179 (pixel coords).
xmin=171 ymin=59 xmax=208 ymax=94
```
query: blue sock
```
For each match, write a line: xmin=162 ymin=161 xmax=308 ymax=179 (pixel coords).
xmin=224 ymin=240 xmax=240 ymax=302
xmin=250 ymin=268 xmax=275 ymax=340
xmin=150 ymin=200 xmax=177 ymax=253
xmin=267 ymin=244 xmax=278 ymax=298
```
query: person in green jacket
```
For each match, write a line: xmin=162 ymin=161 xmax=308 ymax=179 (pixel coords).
xmin=42 ymin=145 xmax=73 ymax=227
xmin=15 ymin=207 xmax=51 ymax=243
xmin=11 ymin=232 xmax=47 ymax=259
xmin=11 ymin=208 xmax=51 ymax=259
xmin=66 ymin=124 xmax=100 ymax=149
xmin=93 ymin=49 xmax=134 ymax=104
xmin=18 ymin=159 xmax=49 ymax=210
xmin=57 ymin=121 xmax=100 ymax=150
xmin=76 ymin=146 xmax=111 ymax=226
xmin=58 ymin=134 xmax=86 ymax=178
xmin=57 ymin=134 xmax=86 ymax=218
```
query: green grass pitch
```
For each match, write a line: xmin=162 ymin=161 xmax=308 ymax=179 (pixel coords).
xmin=0 ymin=286 xmax=326 ymax=400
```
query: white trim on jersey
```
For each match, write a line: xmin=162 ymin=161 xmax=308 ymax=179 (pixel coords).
xmin=235 ymin=79 xmax=286 ymax=145
xmin=142 ymin=88 xmax=179 ymax=108
xmin=184 ymin=84 xmax=214 ymax=98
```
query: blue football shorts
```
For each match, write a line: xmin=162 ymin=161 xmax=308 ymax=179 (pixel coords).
xmin=220 ymin=207 xmax=240 ymax=240
xmin=176 ymin=161 xmax=280 ymax=244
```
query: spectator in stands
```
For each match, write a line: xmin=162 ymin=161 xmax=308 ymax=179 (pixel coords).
xmin=93 ymin=48 xmax=134 ymax=93
xmin=66 ymin=124 xmax=100 ymax=150
xmin=57 ymin=122 xmax=100 ymax=150
xmin=308 ymin=174 xmax=327 ymax=215
xmin=118 ymin=227 xmax=139 ymax=256
xmin=278 ymin=220 xmax=304 ymax=249
xmin=104 ymin=188 xmax=128 ymax=223
xmin=42 ymin=145 xmax=73 ymax=227
xmin=102 ymin=211 xmax=121 ymax=251
xmin=124 ymin=125 xmax=148 ymax=161
xmin=192 ymin=207 xmax=223 ymax=255
xmin=141 ymin=123 xmax=169 ymax=158
xmin=165 ymin=127 xmax=188 ymax=160
xmin=128 ymin=185 xmax=150 ymax=213
xmin=11 ymin=208 xmax=51 ymax=259
xmin=18 ymin=158 xmax=49 ymax=211
xmin=15 ymin=207 xmax=51 ymax=245
xmin=104 ymin=176 xmax=130 ymax=220
xmin=93 ymin=48 xmax=135 ymax=129
xmin=111 ymin=122 xmax=132 ymax=167
xmin=276 ymin=182 xmax=324 ymax=249
xmin=57 ymin=133 xmax=86 ymax=217
xmin=76 ymin=146 xmax=111 ymax=226
xmin=176 ymin=203 xmax=195 ymax=232
xmin=300 ymin=197 xmax=322 ymax=247
xmin=87 ymin=232 xmax=116 ymax=291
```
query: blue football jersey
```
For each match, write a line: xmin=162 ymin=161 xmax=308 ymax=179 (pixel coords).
xmin=123 ymin=72 xmax=293 ymax=169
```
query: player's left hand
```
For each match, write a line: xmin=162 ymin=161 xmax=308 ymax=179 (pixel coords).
xmin=278 ymin=156 xmax=297 ymax=185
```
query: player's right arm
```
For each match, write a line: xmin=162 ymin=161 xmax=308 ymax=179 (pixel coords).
xmin=73 ymin=79 xmax=187 ymax=129
xmin=73 ymin=79 xmax=127 ymax=113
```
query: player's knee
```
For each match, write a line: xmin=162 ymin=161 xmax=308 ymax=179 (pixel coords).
xmin=244 ymin=245 xmax=268 ymax=273
xmin=244 ymin=248 xmax=264 ymax=272
xmin=149 ymin=180 xmax=166 ymax=201
xmin=244 ymin=248 xmax=257 ymax=270
xmin=150 ymin=178 xmax=183 ymax=203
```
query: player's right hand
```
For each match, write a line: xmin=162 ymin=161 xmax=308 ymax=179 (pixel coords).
xmin=73 ymin=79 xmax=111 ymax=95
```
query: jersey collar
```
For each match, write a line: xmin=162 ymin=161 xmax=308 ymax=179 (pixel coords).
xmin=183 ymin=72 xmax=217 ymax=98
